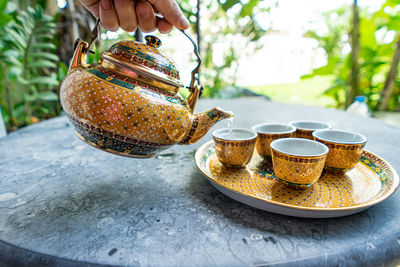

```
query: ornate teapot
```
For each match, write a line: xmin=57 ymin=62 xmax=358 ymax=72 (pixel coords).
xmin=60 ymin=23 xmax=232 ymax=158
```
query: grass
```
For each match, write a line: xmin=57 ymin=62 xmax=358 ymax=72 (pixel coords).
xmin=248 ymin=75 xmax=337 ymax=108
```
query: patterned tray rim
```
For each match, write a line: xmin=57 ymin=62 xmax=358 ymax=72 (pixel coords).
xmin=195 ymin=140 xmax=400 ymax=212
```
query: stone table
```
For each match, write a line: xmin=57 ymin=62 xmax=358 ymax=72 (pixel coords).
xmin=1 ymin=98 xmax=400 ymax=266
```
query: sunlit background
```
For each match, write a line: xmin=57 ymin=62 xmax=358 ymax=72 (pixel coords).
xmin=0 ymin=0 xmax=399 ymax=134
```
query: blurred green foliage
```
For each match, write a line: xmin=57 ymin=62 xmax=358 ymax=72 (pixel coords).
xmin=304 ymin=0 xmax=400 ymax=111
xmin=0 ymin=1 xmax=63 ymax=130
xmin=179 ymin=0 xmax=273 ymax=97
xmin=0 ymin=0 xmax=273 ymax=131
xmin=2 ymin=0 xmax=399 ymax=133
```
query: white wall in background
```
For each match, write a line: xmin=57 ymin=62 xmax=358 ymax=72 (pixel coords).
xmin=236 ymin=31 xmax=326 ymax=86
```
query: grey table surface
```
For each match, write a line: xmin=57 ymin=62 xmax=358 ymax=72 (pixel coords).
xmin=1 ymin=98 xmax=400 ymax=267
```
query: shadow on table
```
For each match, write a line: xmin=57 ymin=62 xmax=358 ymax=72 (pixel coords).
xmin=187 ymin=167 xmax=390 ymax=242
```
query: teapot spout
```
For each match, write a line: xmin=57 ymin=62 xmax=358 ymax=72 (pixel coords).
xmin=180 ymin=107 xmax=233 ymax=145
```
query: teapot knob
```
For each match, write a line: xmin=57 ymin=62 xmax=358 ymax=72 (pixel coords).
xmin=145 ymin=35 xmax=162 ymax=48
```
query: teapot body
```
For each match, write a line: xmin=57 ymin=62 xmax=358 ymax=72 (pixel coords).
xmin=61 ymin=64 xmax=193 ymax=158
xmin=60 ymin=37 xmax=232 ymax=158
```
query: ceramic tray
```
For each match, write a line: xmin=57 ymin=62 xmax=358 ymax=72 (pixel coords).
xmin=195 ymin=141 xmax=399 ymax=218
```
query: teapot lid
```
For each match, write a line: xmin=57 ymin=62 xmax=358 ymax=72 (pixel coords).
xmin=101 ymin=35 xmax=182 ymax=87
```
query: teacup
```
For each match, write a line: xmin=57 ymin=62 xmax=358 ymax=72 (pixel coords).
xmin=212 ymin=128 xmax=257 ymax=168
xmin=252 ymin=123 xmax=296 ymax=159
xmin=270 ymin=138 xmax=329 ymax=188
xmin=289 ymin=121 xmax=332 ymax=139
xmin=312 ymin=129 xmax=367 ymax=172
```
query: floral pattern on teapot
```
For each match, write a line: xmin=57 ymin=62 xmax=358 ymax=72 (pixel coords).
xmin=60 ymin=35 xmax=232 ymax=158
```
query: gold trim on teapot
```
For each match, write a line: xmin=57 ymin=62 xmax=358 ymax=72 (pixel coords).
xmin=60 ymin=19 xmax=232 ymax=158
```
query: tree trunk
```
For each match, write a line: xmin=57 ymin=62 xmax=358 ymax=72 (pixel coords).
xmin=377 ymin=32 xmax=400 ymax=111
xmin=1 ymin=63 xmax=13 ymax=126
xmin=347 ymin=0 xmax=360 ymax=107
xmin=67 ymin=0 xmax=80 ymax=41
xmin=57 ymin=1 xmax=94 ymax=66
xmin=46 ymin=0 xmax=58 ymax=16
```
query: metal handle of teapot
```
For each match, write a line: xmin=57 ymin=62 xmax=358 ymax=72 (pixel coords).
xmin=179 ymin=29 xmax=202 ymax=111
xmin=154 ymin=15 xmax=202 ymax=97
xmin=179 ymin=30 xmax=201 ymax=91
xmin=72 ymin=17 xmax=202 ymax=110
xmin=73 ymin=18 xmax=100 ymax=54
xmin=80 ymin=17 xmax=202 ymax=93
xmin=70 ymin=18 xmax=99 ymax=69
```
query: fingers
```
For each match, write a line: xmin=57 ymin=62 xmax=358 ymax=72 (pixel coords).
xmin=79 ymin=0 xmax=100 ymax=17
xmin=157 ymin=20 xmax=173 ymax=34
xmin=99 ymin=0 xmax=119 ymax=31
xmin=147 ymin=0 xmax=189 ymax=30
xmin=79 ymin=0 xmax=187 ymax=33
xmin=114 ymin=0 xmax=137 ymax=32
xmin=136 ymin=1 xmax=157 ymax=33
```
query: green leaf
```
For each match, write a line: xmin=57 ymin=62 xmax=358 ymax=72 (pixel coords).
xmin=35 ymin=33 xmax=53 ymax=40
xmin=40 ymin=22 xmax=56 ymax=29
xmin=12 ymin=23 xmax=29 ymax=35
xmin=36 ymin=91 xmax=59 ymax=101
xmin=387 ymin=16 xmax=400 ymax=31
xmin=222 ymin=0 xmax=240 ymax=11
xmin=38 ymin=106 xmax=50 ymax=114
xmin=18 ymin=13 xmax=34 ymax=29
xmin=23 ymin=93 xmax=36 ymax=102
xmin=360 ymin=17 xmax=377 ymax=49
xmin=29 ymin=59 xmax=57 ymax=69
xmin=29 ymin=76 xmax=59 ymax=86
xmin=35 ymin=28 xmax=55 ymax=35
xmin=5 ymin=1 xmax=17 ymax=13
xmin=0 ymin=15 xmax=11 ymax=26
xmin=5 ymin=27 xmax=27 ymax=48
xmin=31 ymin=52 xmax=59 ymax=62
xmin=16 ymin=76 xmax=29 ymax=85
xmin=25 ymin=91 xmax=59 ymax=103
xmin=57 ymin=62 xmax=68 ymax=81
xmin=2 ymin=54 xmax=21 ymax=66
xmin=31 ymin=43 xmax=57 ymax=50
xmin=239 ymin=0 xmax=260 ymax=17
xmin=0 ymin=0 xmax=8 ymax=12
xmin=302 ymin=58 xmax=340 ymax=79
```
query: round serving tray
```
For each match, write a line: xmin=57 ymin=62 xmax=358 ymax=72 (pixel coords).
xmin=195 ymin=141 xmax=399 ymax=218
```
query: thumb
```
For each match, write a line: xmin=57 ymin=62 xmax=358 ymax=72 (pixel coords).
xmin=148 ymin=0 xmax=189 ymax=30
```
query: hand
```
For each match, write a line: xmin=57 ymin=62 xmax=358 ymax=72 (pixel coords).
xmin=79 ymin=0 xmax=190 ymax=33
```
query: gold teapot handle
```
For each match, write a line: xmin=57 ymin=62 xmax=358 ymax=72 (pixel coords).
xmin=71 ymin=17 xmax=202 ymax=111
xmin=70 ymin=19 xmax=100 ymax=69
xmin=178 ymin=29 xmax=202 ymax=112
xmin=155 ymin=15 xmax=202 ymax=112
xmin=179 ymin=30 xmax=201 ymax=92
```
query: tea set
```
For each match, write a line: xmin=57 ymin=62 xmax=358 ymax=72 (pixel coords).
xmin=60 ymin=22 xmax=398 ymax=217
xmin=61 ymin=19 xmax=232 ymax=158
xmin=61 ymin=22 xmax=371 ymax=189
xmin=212 ymin=121 xmax=367 ymax=188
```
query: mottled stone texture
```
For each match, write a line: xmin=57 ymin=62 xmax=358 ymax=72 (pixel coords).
xmin=0 ymin=98 xmax=400 ymax=266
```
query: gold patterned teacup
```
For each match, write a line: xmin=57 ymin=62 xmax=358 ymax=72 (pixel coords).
xmin=313 ymin=129 xmax=367 ymax=172
xmin=213 ymin=128 xmax=257 ymax=168
xmin=252 ymin=123 xmax=296 ymax=159
xmin=270 ymin=138 xmax=329 ymax=188
xmin=289 ymin=121 xmax=332 ymax=139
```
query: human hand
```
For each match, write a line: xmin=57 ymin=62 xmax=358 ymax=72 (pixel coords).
xmin=79 ymin=0 xmax=189 ymax=33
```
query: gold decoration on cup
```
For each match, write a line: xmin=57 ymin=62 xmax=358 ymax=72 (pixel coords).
xmin=252 ymin=123 xmax=296 ymax=159
xmin=289 ymin=121 xmax=332 ymax=139
xmin=271 ymin=138 xmax=329 ymax=188
xmin=313 ymin=129 xmax=367 ymax=172
xmin=213 ymin=128 xmax=257 ymax=168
